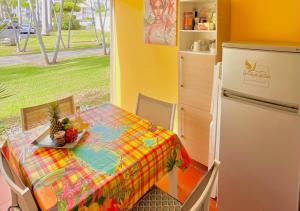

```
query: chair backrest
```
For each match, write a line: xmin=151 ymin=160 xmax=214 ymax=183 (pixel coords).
xmin=21 ymin=96 xmax=76 ymax=131
xmin=0 ymin=142 xmax=38 ymax=211
xmin=181 ymin=160 xmax=221 ymax=211
xmin=136 ymin=93 xmax=176 ymax=131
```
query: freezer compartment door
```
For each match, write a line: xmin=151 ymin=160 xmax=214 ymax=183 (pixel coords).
xmin=222 ymin=47 xmax=300 ymax=105
xmin=218 ymin=97 xmax=300 ymax=211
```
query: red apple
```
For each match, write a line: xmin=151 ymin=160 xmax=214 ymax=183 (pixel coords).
xmin=65 ymin=128 xmax=78 ymax=143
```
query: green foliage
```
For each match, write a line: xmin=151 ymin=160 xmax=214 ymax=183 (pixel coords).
xmin=0 ymin=83 xmax=12 ymax=100
xmin=84 ymin=17 xmax=92 ymax=21
xmin=53 ymin=1 xmax=81 ymax=13
xmin=10 ymin=0 xmax=18 ymax=8
xmin=21 ymin=1 xmax=29 ymax=8
xmin=8 ymin=0 xmax=29 ymax=8
xmin=0 ymin=23 xmax=7 ymax=31
xmin=95 ymin=3 xmax=107 ymax=13
xmin=61 ymin=15 xmax=81 ymax=30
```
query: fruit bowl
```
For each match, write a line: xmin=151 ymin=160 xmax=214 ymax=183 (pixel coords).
xmin=32 ymin=128 xmax=86 ymax=149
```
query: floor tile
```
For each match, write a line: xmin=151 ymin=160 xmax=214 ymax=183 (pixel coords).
xmin=156 ymin=164 xmax=218 ymax=211
xmin=0 ymin=201 xmax=10 ymax=211
xmin=0 ymin=174 xmax=11 ymax=206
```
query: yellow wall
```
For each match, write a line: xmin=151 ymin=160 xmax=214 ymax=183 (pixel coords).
xmin=114 ymin=0 xmax=179 ymax=111
xmin=231 ymin=0 xmax=300 ymax=42
xmin=114 ymin=0 xmax=300 ymax=111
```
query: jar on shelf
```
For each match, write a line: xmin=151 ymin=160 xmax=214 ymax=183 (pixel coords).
xmin=183 ymin=12 xmax=193 ymax=30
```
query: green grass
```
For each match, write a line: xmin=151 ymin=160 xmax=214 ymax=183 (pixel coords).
xmin=0 ymin=29 xmax=109 ymax=56
xmin=0 ymin=55 xmax=110 ymax=127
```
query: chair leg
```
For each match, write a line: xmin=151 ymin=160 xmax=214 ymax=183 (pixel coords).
xmin=9 ymin=190 xmax=20 ymax=211
xmin=203 ymin=199 xmax=210 ymax=211
xmin=10 ymin=190 xmax=17 ymax=206
xmin=7 ymin=205 xmax=20 ymax=211
xmin=168 ymin=168 xmax=178 ymax=199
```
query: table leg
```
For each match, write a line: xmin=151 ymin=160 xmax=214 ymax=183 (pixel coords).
xmin=168 ymin=168 xmax=178 ymax=198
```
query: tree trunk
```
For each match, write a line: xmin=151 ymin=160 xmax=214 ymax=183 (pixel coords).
xmin=28 ymin=0 xmax=50 ymax=64
xmin=47 ymin=0 xmax=53 ymax=31
xmin=96 ymin=0 xmax=108 ymax=55
xmin=52 ymin=0 xmax=66 ymax=49
xmin=17 ymin=0 xmax=22 ymax=26
xmin=60 ymin=33 xmax=66 ymax=49
xmin=89 ymin=0 xmax=100 ymax=44
xmin=41 ymin=0 xmax=49 ymax=35
xmin=52 ymin=0 xmax=64 ymax=63
xmin=22 ymin=14 xmax=32 ymax=52
xmin=3 ymin=0 xmax=21 ymax=52
xmin=0 ymin=5 xmax=4 ymax=19
xmin=67 ymin=0 xmax=78 ymax=48
xmin=103 ymin=0 xmax=108 ymax=28
xmin=36 ymin=0 xmax=41 ymax=25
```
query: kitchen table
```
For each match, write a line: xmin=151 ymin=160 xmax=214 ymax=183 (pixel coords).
xmin=2 ymin=104 xmax=190 ymax=210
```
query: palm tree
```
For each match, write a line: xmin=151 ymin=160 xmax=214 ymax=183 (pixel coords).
xmin=0 ymin=84 xmax=13 ymax=136
xmin=27 ymin=0 xmax=50 ymax=64
xmin=96 ymin=0 xmax=108 ymax=55
xmin=18 ymin=0 xmax=32 ymax=52
xmin=52 ymin=0 xmax=64 ymax=63
xmin=41 ymin=0 xmax=49 ymax=35
xmin=17 ymin=0 xmax=22 ymax=25
xmin=67 ymin=0 xmax=81 ymax=48
xmin=0 ymin=84 xmax=12 ymax=100
xmin=52 ymin=0 xmax=66 ymax=48
xmin=47 ymin=0 xmax=52 ymax=31
xmin=0 ymin=4 xmax=4 ymax=18
xmin=2 ymin=0 xmax=21 ymax=52
xmin=89 ymin=0 xmax=100 ymax=44
xmin=21 ymin=13 xmax=32 ymax=52
xmin=35 ymin=0 xmax=40 ymax=25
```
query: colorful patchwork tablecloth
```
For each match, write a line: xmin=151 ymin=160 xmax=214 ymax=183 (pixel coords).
xmin=2 ymin=104 xmax=190 ymax=211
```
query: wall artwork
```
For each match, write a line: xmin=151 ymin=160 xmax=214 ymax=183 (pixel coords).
xmin=144 ymin=0 xmax=177 ymax=46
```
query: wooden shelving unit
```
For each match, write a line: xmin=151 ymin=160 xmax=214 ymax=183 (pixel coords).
xmin=178 ymin=0 xmax=230 ymax=166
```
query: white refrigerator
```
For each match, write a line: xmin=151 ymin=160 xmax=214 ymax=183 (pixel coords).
xmin=218 ymin=42 xmax=300 ymax=211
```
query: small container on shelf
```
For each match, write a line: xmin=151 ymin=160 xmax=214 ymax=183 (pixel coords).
xmin=197 ymin=22 xmax=208 ymax=30
xmin=209 ymin=40 xmax=216 ymax=54
xmin=190 ymin=40 xmax=210 ymax=52
xmin=183 ymin=12 xmax=194 ymax=30
xmin=193 ymin=8 xmax=200 ymax=30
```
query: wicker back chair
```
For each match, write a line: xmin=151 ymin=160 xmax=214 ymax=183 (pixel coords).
xmin=21 ymin=96 xmax=75 ymax=131
xmin=136 ymin=93 xmax=176 ymax=131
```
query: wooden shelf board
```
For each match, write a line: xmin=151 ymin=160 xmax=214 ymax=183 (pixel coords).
xmin=180 ymin=30 xmax=216 ymax=33
xmin=179 ymin=50 xmax=216 ymax=56
xmin=180 ymin=0 xmax=216 ymax=3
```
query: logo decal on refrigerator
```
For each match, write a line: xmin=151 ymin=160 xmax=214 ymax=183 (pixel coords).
xmin=243 ymin=60 xmax=271 ymax=87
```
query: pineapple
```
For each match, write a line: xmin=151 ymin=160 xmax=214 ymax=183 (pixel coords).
xmin=48 ymin=102 xmax=63 ymax=140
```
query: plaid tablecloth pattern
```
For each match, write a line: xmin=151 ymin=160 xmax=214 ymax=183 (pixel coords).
xmin=2 ymin=104 xmax=189 ymax=211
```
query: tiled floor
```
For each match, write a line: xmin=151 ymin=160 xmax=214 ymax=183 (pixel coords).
xmin=0 ymin=174 xmax=11 ymax=211
xmin=157 ymin=164 xmax=218 ymax=211
xmin=0 ymin=164 xmax=218 ymax=211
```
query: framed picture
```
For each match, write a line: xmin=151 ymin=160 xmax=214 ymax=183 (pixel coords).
xmin=144 ymin=0 xmax=177 ymax=46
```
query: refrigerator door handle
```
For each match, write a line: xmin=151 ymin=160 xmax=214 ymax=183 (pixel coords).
xmin=223 ymin=90 xmax=300 ymax=114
